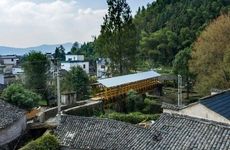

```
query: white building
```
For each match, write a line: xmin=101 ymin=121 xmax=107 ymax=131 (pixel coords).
xmin=96 ymin=58 xmax=109 ymax=78
xmin=12 ymin=67 xmax=24 ymax=75
xmin=61 ymin=61 xmax=89 ymax=73
xmin=0 ymin=55 xmax=19 ymax=66
xmin=66 ymin=55 xmax=84 ymax=61
xmin=61 ymin=55 xmax=89 ymax=74
xmin=0 ymin=74 xmax=4 ymax=85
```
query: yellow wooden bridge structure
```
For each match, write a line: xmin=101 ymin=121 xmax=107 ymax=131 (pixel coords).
xmin=93 ymin=71 xmax=161 ymax=102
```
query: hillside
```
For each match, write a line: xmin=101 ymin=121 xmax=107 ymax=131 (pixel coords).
xmin=134 ymin=0 xmax=230 ymax=66
xmin=0 ymin=43 xmax=73 ymax=55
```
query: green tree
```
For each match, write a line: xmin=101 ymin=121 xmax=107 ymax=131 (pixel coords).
xmin=189 ymin=14 xmax=230 ymax=95
xmin=2 ymin=83 xmax=41 ymax=110
xmin=139 ymin=28 xmax=178 ymax=66
xmin=133 ymin=0 xmax=229 ymax=68
xmin=22 ymin=51 xmax=50 ymax=100
xmin=20 ymin=133 xmax=59 ymax=150
xmin=61 ymin=66 xmax=90 ymax=100
xmin=125 ymin=90 xmax=144 ymax=112
xmin=173 ymin=48 xmax=192 ymax=99
xmin=54 ymin=45 xmax=66 ymax=61
xmin=71 ymin=41 xmax=80 ymax=54
xmin=95 ymin=0 xmax=138 ymax=75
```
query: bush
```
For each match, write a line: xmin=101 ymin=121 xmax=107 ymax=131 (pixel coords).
xmin=101 ymin=112 xmax=160 ymax=124
xmin=20 ymin=133 xmax=59 ymax=150
xmin=126 ymin=90 xmax=144 ymax=112
xmin=142 ymin=98 xmax=162 ymax=114
xmin=2 ymin=83 xmax=41 ymax=110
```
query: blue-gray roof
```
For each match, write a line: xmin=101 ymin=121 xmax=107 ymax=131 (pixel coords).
xmin=200 ymin=90 xmax=230 ymax=119
xmin=0 ymin=100 xmax=25 ymax=129
xmin=97 ymin=70 xmax=160 ymax=88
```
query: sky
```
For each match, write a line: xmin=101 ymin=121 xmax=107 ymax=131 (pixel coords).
xmin=0 ymin=0 xmax=153 ymax=48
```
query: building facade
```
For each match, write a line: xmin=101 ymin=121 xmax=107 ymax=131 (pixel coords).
xmin=61 ymin=55 xmax=89 ymax=73
xmin=162 ymin=90 xmax=230 ymax=124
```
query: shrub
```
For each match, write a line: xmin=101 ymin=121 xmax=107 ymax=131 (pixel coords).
xmin=126 ymin=90 xmax=144 ymax=112
xmin=2 ymin=83 xmax=41 ymax=110
xmin=20 ymin=133 xmax=59 ymax=150
xmin=142 ymin=98 xmax=162 ymax=114
xmin=101 ymin=112 xmax=160 ymax=124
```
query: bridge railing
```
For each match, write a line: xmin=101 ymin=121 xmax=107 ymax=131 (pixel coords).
xmin=95 ymin=78 xmax=160 ymax=101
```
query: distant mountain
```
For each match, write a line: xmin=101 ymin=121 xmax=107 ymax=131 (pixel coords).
xmin=0 ymin=43 xmax=73 ymax=55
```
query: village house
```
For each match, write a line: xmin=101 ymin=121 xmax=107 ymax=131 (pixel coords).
xmin=55 ymin=113 xmax=230 ymax=150
xmin=0 ymin=55 xmax=23 ymax=85
xmin=162 ymin=89 xmax=230 ymax=124
xmin=61 ymin=55 xmax=89 ymax=74
xmin=0 ymin=100 xmax=26 ymax=149
xmin=96 ymin=58 xmax=109 ymax=78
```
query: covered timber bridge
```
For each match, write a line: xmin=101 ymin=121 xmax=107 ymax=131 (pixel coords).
xmin=94 ymin=70 xmax=161 ymax=103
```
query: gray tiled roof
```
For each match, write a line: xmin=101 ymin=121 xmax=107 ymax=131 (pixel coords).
xmin=54 ymin=115 xmax=161 ymax=150
xmin=150 ymin=113 xmax=230 ymax=150
xmin=55 ymin=114 xmax=230 ymax=150
xmin=0 ymin=100 xmax=25 ymax=129
xmin=161 ymin=102 xmax=181 ymax=110
xmin=200 ymin=90 xmax=230 ymax=119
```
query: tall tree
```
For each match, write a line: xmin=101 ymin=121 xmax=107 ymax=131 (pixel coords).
xmin=61 ymin=66 xmax=90 ymax=100
xmin=22 ymin=51 xmax=50 ymax=100
xmin=133 ymin=0 xmax=229 ymax=67
xmin=54 ymin=45 xmax=66 ymax=61
xmin=173 ymin=47 xmax=192 ymax=99
xmin=95 ymin=0 xmax=138 ymax=75
xmin=71 ymin=42 xmax=80 ymax=54
xmin=189 ymin=14 xmax=230 ymax=95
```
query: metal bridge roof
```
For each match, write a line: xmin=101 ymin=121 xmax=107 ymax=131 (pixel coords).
xmin=97 ymin=70 xmax=160 ymax=88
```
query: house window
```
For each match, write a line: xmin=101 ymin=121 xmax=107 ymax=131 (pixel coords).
xmin=83 ymin=64 xmax=86 ymax=69
xmin=11 ymin=58 xmax=14 ymax=61
xmin=101 ymin=65 xmax=105 ymax=69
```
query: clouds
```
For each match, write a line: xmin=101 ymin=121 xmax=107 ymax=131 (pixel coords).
xmin=0 ymin=0 xmax=106 ymax=47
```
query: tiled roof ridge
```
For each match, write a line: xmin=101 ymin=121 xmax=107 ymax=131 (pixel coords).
xmin=161 ymin=102 xmax=183 ymax=110
xmin=163 ymin=113 xmax=230 ymax=128
xmin=200 ymin=89 xmax=230 ymax=101
xmin=60 ymin=114 xmax=145 ymax=129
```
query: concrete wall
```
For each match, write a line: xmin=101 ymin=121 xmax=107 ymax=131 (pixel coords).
xmin=39 ymin=101 xmax=87 ymax=122
xmin=0 ymin=115 xmax=26 ymax=146
xmin=61 ymin=93 xmax=77 ymax=105
xmin=163 ymin=103 xmax=230 ymax=124
xmin=12 ymin=67 xmax=24 ymax=75
xmin=3 ymin=58 xmax=18 ymax=66
xmin=61 ymin=62 xmax=89 ymax=74
xmin=66 ymin=55 xmax=84 ymax=61
xmin=0 ymin=74 xmax=4 ymax=84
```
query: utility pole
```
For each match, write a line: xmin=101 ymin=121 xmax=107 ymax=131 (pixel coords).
xmin=178 ymin=74 xmax=182 ymax=106
xmin=52 ymin=58 xmax=61 ymax=124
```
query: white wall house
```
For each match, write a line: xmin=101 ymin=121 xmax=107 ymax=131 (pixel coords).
xmin=0 ymin=74 xmax=4 ymax=85
xmin=61 ymin=62 xmax=89 ymax=74
xmin=66 ymin=55 xmax=84 ymax=61
xmin=61 ymin=55 xmax=89 ymax=74
xmin=163 ymin=103 xmax=230 ymax=124
xmin=96 ymin=58 xmax=109 ymax=78
xmin=0 ymin=55 xmax=19 ymax=66
xmin=12 ymin=67 xmax=24 ymax=75
xmin=162 ymin=90 xmax=230 ymax=124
